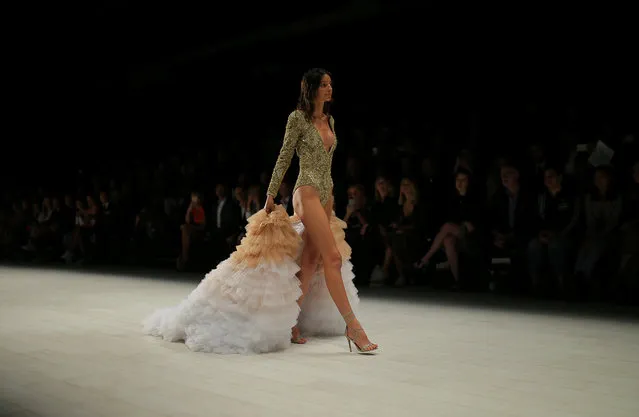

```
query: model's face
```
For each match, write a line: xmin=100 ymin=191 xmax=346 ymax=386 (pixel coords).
xmin=317 ymin=74 xmax=333 ymax=103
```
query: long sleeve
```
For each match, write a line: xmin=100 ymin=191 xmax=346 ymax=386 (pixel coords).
xmin=267 ymin=111 xmax=302 ymax=198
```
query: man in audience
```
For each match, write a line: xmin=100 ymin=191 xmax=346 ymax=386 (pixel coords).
xmin=214 ymin=183 xmax=242 ymax=258
xmin=527 ymin=166 xmax=580 ymax=295
xmin=488 ymin=163 xmax=538 ymax=292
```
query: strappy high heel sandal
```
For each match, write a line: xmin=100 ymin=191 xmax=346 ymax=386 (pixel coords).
xmin=343 ymin=312 xmax=379 ymax=354
xmin=291 ymin=326 xmax=307 ymax=344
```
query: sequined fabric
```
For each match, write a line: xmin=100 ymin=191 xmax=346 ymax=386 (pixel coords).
xmin=267 ymin=110 xmax=336 ymax=206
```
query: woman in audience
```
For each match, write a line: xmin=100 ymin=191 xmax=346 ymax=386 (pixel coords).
xmin=415 ymin=169 xmax=481 ymax=289
xmin=389 ymin=177 xmax=423 ymax=286
xmin=343 ymin=184 xmax=374 ymax=286
xmin=176 ymin=191 xmax=206 ymax=270
xmin=62 ymin=195 xmax=99 ymax=263
xmin=233 ymin=186 xmax=249 ymax=221
xmin=22 ymin=197 xmax=53 ymax=252
xmin=574 ymin=165 xmax=623 ymax=293
xmin=370 ymin=176 xmax=397 ymax=283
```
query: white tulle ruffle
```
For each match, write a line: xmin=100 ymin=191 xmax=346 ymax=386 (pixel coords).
xmin=292 ymin=215 xmax=360 ymax=336
xmin=298 ymin=260 xmax=359 ymax=336
xmin=143 ymin=258 xmax=301 ymax=354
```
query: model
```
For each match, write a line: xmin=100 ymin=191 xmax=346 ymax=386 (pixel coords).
xmin=263 ymin=68 xmax=377 ymax=353
xmin=142 ymin=68 xmax=376 ymax=354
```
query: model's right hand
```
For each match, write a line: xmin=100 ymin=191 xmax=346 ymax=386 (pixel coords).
xmin=264 ymin=195 xmax=275 ymax=214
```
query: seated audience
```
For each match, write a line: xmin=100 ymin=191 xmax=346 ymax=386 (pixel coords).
xmin=416 ymin=168 xmax=482 ymax=289
xmin=388 ymin=178 xmax=425 ymax=286
xmin=177 ymin=192 xmax=206 ymax=270
xmin=343 ymin=184 xmax=374 ymax=286
xmin=370 ymin=176 xmax=397 ymax=283
xmin=574 ymin=165 xmax=623 ymax=294
xmin=487 ymin=163 xmax=538 ymax=290
xmin=526 ymin=166 xmax=580 ymax=294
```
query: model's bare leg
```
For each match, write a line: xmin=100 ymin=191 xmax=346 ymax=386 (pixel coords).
xmin=292 ymin=194 xmax=334 ymax=344
xmin=292 ymin=231 xmax=320 ymax=344
xmin=294 ymin=187 xmax=377 ymax=352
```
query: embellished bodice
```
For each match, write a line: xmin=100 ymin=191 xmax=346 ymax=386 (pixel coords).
xmin=267 ymin=110 xmax=337 ymax=205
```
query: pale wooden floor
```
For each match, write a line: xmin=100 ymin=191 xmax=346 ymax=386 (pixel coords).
xmin=1 ymin=265 xmax=638 ymax=417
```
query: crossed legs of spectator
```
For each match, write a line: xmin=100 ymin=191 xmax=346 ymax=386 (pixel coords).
xmin=416 ymin=222 xmax=462 ymax=288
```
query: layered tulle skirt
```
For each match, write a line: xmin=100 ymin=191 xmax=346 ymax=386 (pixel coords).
xmin=142 ymin=206 xmax=359 ymax=354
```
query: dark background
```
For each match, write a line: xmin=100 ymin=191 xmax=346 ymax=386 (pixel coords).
xmin=6 ymin=2 xmax=636 ymax=182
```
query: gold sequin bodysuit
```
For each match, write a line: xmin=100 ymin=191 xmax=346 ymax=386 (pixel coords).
xmin=267 ymin=110 xmax=336 ymax=206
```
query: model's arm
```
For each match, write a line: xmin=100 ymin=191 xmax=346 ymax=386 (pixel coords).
xmin=266 ymin=111 xmax=302 ymax=198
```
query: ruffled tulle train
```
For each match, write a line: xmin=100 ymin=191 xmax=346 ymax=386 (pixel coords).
xmin=142 ymin=206 xmax=359 ymax=354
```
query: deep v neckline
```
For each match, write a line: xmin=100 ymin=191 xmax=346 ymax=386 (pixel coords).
xmin=310 ymin=116 xmax=335 ymax=154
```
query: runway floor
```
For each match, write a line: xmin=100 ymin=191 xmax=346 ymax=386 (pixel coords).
xmin=1 ymin=264 xmax=638 ymax=417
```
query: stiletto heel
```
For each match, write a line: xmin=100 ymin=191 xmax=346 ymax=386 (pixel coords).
xmin=342 ymin=312 xmax=379 ymax=355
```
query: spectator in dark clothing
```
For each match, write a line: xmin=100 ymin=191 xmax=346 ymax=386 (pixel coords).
xmin=489 ymin=164 xmax=538 ymax=251
xmin=389 ymin=178 xmax=425 ymax=286
xmin=574 ymin=165 xmax=623 ymax=290
xmin=527 ymin=166 xmax=580 ymax=292
xmin=343 ymin=184 xmax=375 ymax=286
xmin=615 ymin=160 xmax=639 ymax=300
xmin=370 ymin=176 xmax=397 ymax=282
xmin=416 ymin=169 xmax=482 ymax=287
xmin=213 ymin=183 xmax=242 ymax=258
xmin=487 ymin=164 xmax=539 ymax=290
xmin=371 ymin=176 xmax=397 ymax=230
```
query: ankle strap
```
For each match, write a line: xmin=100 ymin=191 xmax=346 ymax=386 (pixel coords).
xmin=342 ymin=311 xmax=356 ymax=325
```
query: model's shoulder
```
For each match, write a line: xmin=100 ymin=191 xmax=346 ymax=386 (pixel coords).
xmin=288 ymin=109 xmax=305 ymax=120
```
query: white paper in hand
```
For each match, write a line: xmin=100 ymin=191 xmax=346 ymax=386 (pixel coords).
xmin=588 ymin=140 xmax=615 ymax=167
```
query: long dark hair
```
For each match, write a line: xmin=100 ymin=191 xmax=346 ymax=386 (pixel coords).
xmin=297 ymin=68 xmax=332 ymax=121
